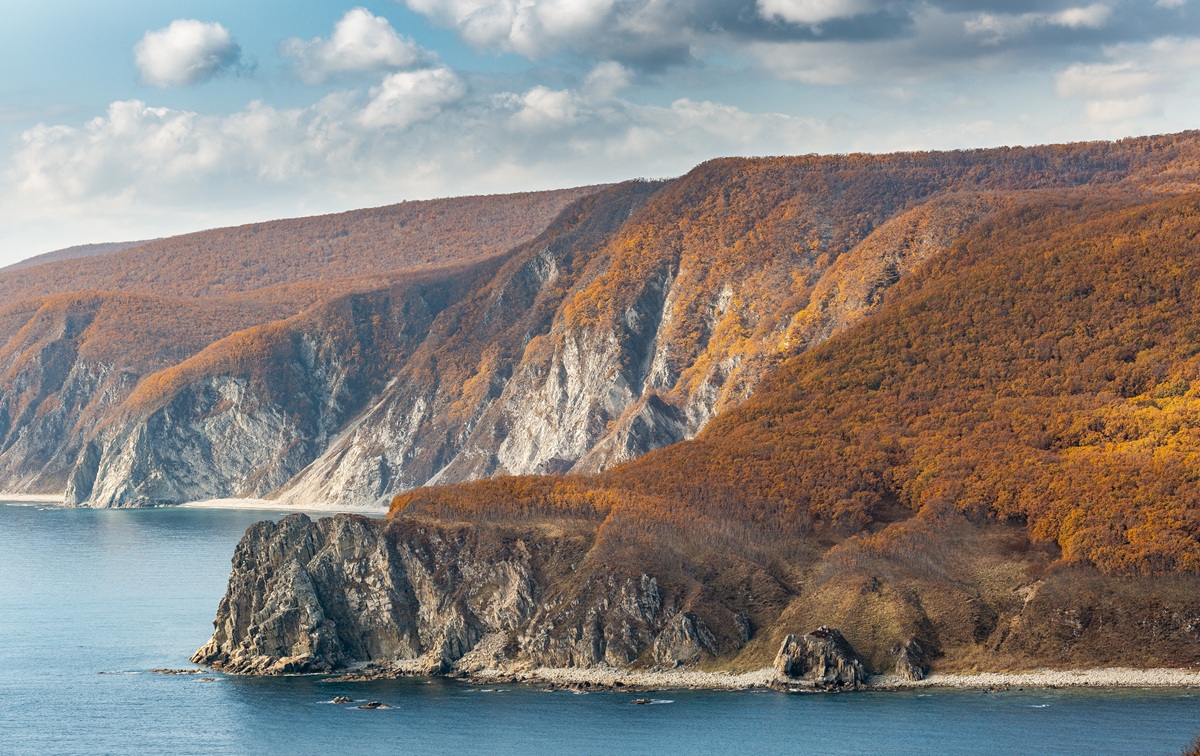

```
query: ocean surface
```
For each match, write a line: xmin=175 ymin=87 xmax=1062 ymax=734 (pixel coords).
xmin=2 ymin=501 xmax=1199 ymax=756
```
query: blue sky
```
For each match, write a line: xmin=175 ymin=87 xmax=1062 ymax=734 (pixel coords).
xmin=4 ymin=0 xmax=1200 ymax=265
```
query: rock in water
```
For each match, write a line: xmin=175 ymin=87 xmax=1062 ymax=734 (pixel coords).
xmin=774 ymin=627 xmax=866 ymax=688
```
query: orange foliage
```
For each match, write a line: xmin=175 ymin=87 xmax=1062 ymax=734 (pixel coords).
xmin=395 ymin=188 xmax=1200 ymax=576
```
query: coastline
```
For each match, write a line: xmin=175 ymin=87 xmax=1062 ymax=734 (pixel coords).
xmin=0 ymin=493 xmax=384 ymax=516
xmin=178 ymin=497 xmax=387 ymax=516
xmin=882 ymin=667 xmax=1200 ymax=690
xmin=328 ymin=662 xmax=1200 ymax=692
xmin=0 ymin=493 xmax=65 ymax=504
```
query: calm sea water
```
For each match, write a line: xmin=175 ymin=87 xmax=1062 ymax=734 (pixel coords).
xmin=2 ymin=502 xmax=1199 ymax=756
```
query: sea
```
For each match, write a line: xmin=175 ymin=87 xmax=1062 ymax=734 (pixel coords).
xmin=2 ymin=501 xmax=1198 ymax=756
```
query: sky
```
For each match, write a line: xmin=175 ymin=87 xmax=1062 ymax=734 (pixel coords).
xmin=3 ymin=0 xmax=1200 ymax=265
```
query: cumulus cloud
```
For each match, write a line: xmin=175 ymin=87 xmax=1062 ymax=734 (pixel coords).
xmin=359 ymin=67 xmax=466 ymax=129
xmin=134 ymin=20 xmax=244 ymax=87
xmin=402 ymin=0 xmax=799 ymax=67
xmin=5 ymin=70 xmax=827 ymax=235
xmin=965 ymin=4 xmax=1112 ymax=44
xmin=281 ymin=8 xmax=426 ymax=84
xmin=1056 ymin=37 xmax=1200 ymax=126
xmin=399 ymin=0 xmax=1200 ymax=85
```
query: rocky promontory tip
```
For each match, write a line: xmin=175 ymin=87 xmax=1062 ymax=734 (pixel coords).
xmin=191 ymin=513 xmax=756 ymax=678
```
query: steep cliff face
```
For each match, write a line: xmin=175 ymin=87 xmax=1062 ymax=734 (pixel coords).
xmin=193 ymin=513 xmax=761 ymax=674
xmin=65 ymin=277 xmax=472 ymax=506
xmin=196 ymin=507 xmax=1200 ymax=678
xmin=0 ymin=292 xmax=297 ymax=494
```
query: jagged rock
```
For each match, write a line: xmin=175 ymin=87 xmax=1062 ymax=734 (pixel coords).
xmin=193 ymin=513 xmax=756 ymax=676
xmin=891 ymin=638 xmax=930 ymax=681
xmin=652 ymin=612 xmax=718 ymax=666
xmin=774 ymin=627 xmax=867 ymax=688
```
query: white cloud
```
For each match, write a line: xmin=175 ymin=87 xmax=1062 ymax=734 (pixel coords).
xmin=4 ymin=72 xmax=828 ymax=250
xmin=1056 ymin=37 xmax=1200 ymax=127
xmin=1084 ymin=95 xmax=1158 ymax=122
xmin=511 ymin=86 xmax=581 ymax=130
xmin=1157 ymin=0 xmax=1187 ymax=8
xmin=281 ymin=8 xmax=426 ymax=84
xmin=401 ymin=0 xmax=745 ymax=65
xmin=359 ymin=67 xmax=466 ymax=129
xmin=1055 ymin=62 xmax=1164 ymax=99
xmin=1053 ymin=5 xmax=1112 ymax=28
xmin=965 ymin=4 xmax=1111 ymax=44
xmin=581 ymin=61 xmax=632 ymax=100
xmin=403 ymin=0 xmax=621 ymax=59
xmin=134 ymin=19 xmax=243 ymax=88
xmin=757 ymin=0 xmax=878 ymax=26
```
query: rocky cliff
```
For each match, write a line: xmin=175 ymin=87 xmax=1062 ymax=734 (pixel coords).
xmin=192 ymin=513 xmax=760 ymax=675
xmin=195 ymin=504 xmax=1200 ymax=680
xmin=7 ymin=133 xmax=1200 ymax=507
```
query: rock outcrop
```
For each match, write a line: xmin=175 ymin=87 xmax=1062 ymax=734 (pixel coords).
xmin=891 ymin=638 xmax=930 ymax=681
xmin=774 ymin=627 xmax=867 ymax=688
xmin=192 ymin=513 xmax=743 ymax=675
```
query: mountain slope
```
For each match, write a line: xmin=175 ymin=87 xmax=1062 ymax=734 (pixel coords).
xmin=1 ymin=240 xmax=153 ymax=272
xmin=8 ymin=133 xmax=1200 ymax=509
xmin=364 ymin=186 xmax=1200 ymax=677
xmin=0 ymin=188 xmax=594 ymax=302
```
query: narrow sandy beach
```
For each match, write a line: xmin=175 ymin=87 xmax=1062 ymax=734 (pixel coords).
xmin=178 ymin=497 xmax=387 ymax=516
xmin=0 ymin=493 xmax=65 ymax=504
xmin=0 ymin=493 xmax=384 ymax=516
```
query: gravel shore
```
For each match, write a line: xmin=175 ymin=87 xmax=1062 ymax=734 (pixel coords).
xmin=879 ymin=667 xmax=1200 ymax=690
xmin=461 ymin=665 xmax=1200 ymax=692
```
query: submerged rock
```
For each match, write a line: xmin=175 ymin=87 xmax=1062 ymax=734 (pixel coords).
xmin=774 ymin=627 xmax=867 ymax=688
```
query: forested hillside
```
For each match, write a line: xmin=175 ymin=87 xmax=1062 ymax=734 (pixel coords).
xmin=7 ymin=132 xmax=1200 ymax=528
xmin=386 ymin=185 xmax=1200 ymax=675
xmin=0 ymin=188 xmax=594 ymax=301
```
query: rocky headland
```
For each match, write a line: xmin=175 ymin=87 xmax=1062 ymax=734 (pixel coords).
xmin=192 ymin=514 xmax=1200 ymax=690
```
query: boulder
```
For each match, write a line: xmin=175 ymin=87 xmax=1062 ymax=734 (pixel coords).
xmin=774 ymin=626 xmax=866 ymax=688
